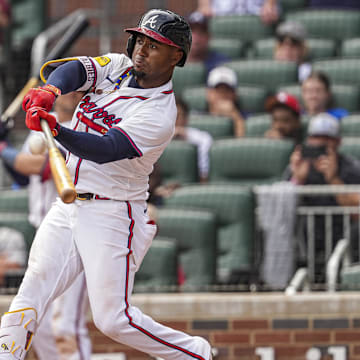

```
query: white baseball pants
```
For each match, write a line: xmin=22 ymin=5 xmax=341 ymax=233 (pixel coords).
xmin=32 ymin=272 xmax=91 ymax=360
xmin=8 ymin=198 xmax=211 ymax=360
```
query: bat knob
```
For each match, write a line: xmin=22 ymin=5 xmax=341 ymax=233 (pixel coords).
xmin=61 ymin=188 xmax=77 ymax=204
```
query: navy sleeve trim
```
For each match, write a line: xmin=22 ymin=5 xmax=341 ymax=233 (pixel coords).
xmin=55 ymin=125 xmax=140 ymax=164
xmin=46 ymin=60 xmax=87 ymax=94
xmin=112 ymin=127 xmax=143 ymax=157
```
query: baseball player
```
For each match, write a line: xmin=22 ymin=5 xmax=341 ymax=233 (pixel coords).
xmin=0 ymin=8 xmax=212 ymax=360
xmin=0 ymin=93 xmax=92 ymax=360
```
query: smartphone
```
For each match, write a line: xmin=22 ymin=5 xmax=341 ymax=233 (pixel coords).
xmin=301 ymin=144 xmax=327 ymax=159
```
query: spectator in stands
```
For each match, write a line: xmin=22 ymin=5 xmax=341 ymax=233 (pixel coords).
xmin=264 ymin=91 xmax=302 ymax=144
xmin=187 ymin=11 xmax=229 ymax=75
xmin=174 ymin=97 xmax=213 ymax=182
xmin=206 ymin=66 xmax=246 ymax=137
xmin=197 ymin=0 xmax=279 ymax=24
xmin=284 ymin=113 xmax=360 ymax=278
xmin=309 ymin=0 xmax=360 ymax=9
xmin=302 ymin=70 xmax=349 ymax=120
xmin=273 ymin=20 xmax=312 ymax=82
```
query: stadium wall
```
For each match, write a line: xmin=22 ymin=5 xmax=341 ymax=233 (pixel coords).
xmin=1 ymin=292 xmax=360 ymax=360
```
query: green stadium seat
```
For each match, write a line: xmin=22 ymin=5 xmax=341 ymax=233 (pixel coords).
xmin=182 ymin=87 xmax=207 ymax=112
xmin=341 ymin=114 xmax=360 ymax=137
xmin=313 ymin=59 xmax=360 ymax=85
xmin=279 ymin=0 xmax=308 ymax=12
xmin=0 ymin=188 xmax=29 ymax=212
xmin=158 ymin=140 xmax=198 ymax=184
xmin=172 ymin=63 xmax=206 ymax=96
xmin=183 ymin=84 xmax=267 ymax=113
xmin=339 ymin=137 xmax=360 ymax=161
xmin=156 ymin=208 xmax=217 ymax=288
xmin=253 ymin=38 xmax=336 ymax=60
xmin=0 ymin=213 xmax=36 ymax=250
xmin=237 ymin=85 xmax=268 ymax=113
xmin=188 ymin=114 xmax=234 ymax=139
xmin=341 ymin=38 xmax=360 ymax=58
xmin=164 ymin=184 xmax=255 ymax=284
xmin=209 ymin=38 xmax=245 ymax=59
xmin=10 ymin=0 xmax=47 ymax=49
xmin=209 ymin=15 xmax=273 ymax=42
xmin=225 ymin=60 xmax=298 ymax=92
xmin=0 ymin=164 xmax=13 ymax=189
xmin=286 ymin=10 xmax=360 ymax=41
xmin=134 ymin=237 xmax=178 ymax=292
xmin=340 ymin=264 xmax=360 ymax=291
xmin=245 ymin=113 xmax=272 ymax=137
xmin=209 ymin=138 xmax=294 ymax=185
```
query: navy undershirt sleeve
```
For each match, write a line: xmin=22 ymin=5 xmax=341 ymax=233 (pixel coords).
xmin=55 ymin=126 xmax=141 ymax=163
xmin=46 ymin=61 xmax=87 ymax=94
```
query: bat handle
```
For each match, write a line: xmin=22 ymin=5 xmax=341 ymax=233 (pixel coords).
xmin=41 ymin=119 xmax=77 ymax=204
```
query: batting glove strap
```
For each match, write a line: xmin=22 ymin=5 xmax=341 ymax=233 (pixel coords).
xmin=22 ymin=84 xmax=61 ymax=112
xmin=25 ymin=107 xmax=58 ymax=133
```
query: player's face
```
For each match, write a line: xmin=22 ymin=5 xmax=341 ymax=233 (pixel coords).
xmin=132 ymin=34 xmax=183 ymax=88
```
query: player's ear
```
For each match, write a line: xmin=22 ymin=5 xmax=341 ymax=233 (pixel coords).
xmin=170 ymin=49 xmax=183 ymax=66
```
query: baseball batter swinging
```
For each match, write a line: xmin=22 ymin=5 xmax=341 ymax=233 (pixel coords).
xmin=0 ymin=8 xmax=212 ymax=360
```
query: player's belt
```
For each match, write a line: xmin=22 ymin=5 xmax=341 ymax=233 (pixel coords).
xmin=76 ymin=193 xmax=110 ymax=200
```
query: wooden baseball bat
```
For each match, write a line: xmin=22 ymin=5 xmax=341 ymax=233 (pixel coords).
xmin=40 ymin=119 xmax=76 ymax=204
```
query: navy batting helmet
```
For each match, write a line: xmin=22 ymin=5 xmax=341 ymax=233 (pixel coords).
xmin=125 ymin=9 xmax=192 ymax=67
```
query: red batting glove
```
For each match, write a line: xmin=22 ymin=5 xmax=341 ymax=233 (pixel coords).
xmin=22 ymin=84 xmax=61 ymax=112
xmin=25 ymin=107 xmax=60 ymax=136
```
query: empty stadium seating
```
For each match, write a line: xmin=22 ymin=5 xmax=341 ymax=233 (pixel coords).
xmin=156 ymin=208 xmax=217 ymax=288
xmin=164 ymin=184 xmax=255 ymax=284
xmin=0 ymin=188 xmax=29 ymax=212
xmin=245 ymin=113 xmax=272 ymax=137
xmin=286 ymin=10 xmax=360 ymax=41
xmin=188 ymin=114 xmax=234 ymax=139
xmin=209 ymin=138 xmax=294 ymax=185
xmin=158 ymin=140 xmax=199 ymax=184
xmin=341 ymin=114 xmax=360 ymax=137
xmin=339 ymin=137 xmax=360 ymax=160
xmin=172 ymin=63 xmax=206 ymax=96
xmin=209 ymin=38 xmax=245 ymax=59
xmin=340 ymin=264 xmax=360 ymax=290
xmin=209 ymin=15 xmax=273 ymax=42
xmin=312 ymin=59 xmax=360 ymax=85
xmin=225 ymin=59 xmax=298 ymax=92
xmin=134 ymin=237 xmax=178 ymax=292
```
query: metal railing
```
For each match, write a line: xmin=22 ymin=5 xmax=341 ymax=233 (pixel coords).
xmin=254 ymin=184 xmax=360 ymax=290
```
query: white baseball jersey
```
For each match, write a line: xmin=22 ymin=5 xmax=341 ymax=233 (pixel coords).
xmin=42 ymin=53 xmax=177 ymax=201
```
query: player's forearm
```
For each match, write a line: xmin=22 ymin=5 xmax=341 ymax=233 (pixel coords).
xmin=55 ymin=125 xmax=140 ymax=163
xmin=46 ymin=61 xmax=87 ymax=94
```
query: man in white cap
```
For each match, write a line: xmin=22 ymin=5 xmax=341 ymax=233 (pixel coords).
xmin=206 ymin=66 xmax=246 ymax=137
xmin=285 ymin=113 xmax=360 ymax=280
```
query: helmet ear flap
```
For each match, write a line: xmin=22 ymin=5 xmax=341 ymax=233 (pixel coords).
xmin=126 ymin=34 xmax=136 ymax=59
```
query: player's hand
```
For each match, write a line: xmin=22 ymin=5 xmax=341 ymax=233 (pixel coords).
xmin=22 ymin=84 xmax=61 ymax=112
xmin=25 ymin=107 xmax=59 ymax=136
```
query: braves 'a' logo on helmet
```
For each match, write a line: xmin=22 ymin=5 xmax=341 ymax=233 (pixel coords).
xmin=142 ymin=15 xmax=159 ymax=29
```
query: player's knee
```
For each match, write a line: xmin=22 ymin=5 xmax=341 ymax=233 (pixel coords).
xmin=93 ymin=309 xmax=129 ymax=340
